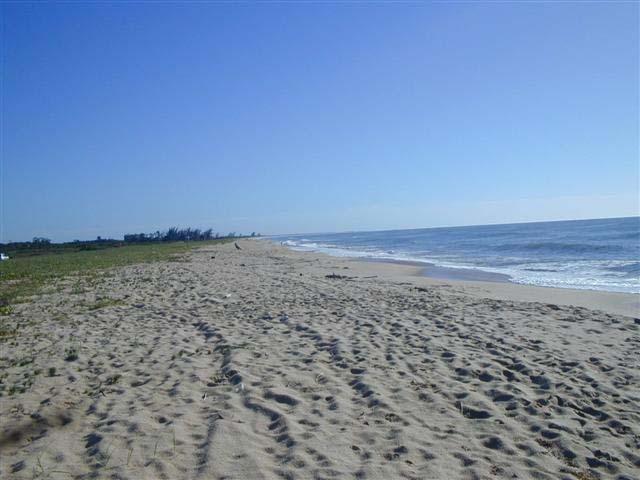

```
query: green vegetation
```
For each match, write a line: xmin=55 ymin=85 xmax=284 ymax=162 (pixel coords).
xmin=124 ymin=226 xmax=260 ymax=243
xmin=0 ymin=326 xmax=17 ymax=338
xmin=125 ymin=226 xmax=217 ymax=243
xmin=1 ymin=237 xmax=123 ymax=258
xmin=0 ymin=239 xmax=231 ymax=307
xmin=0 ymin=300 xmax=13 ymax=315
xmin=64 ymin=346 xmax=79 ymax=361
xmin=105 ymin=373 xmax=121 ymax=385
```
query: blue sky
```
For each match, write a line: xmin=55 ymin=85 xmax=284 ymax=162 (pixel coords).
xmin=2 ymin=2 xmax=638 ymax=242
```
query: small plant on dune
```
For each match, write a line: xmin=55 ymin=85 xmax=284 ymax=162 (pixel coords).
xmin=571 ymin=470 xmax=598 ymax=480
xmin=70 ymin=283 xmax=87 ymax=295
xmin=48 ymin=367 xmax=57 ymax=377
xmin=98 ymin=440 xmax=115 ymax=469
xmin=17 ymin=356 xmax=34 ymax=367
xmin=31 ymin=454 xmax=73 ymax=479
xmin=0 ymin=326 xmax=17 ymax=339
xmin=208 ymin=372 xmax=227 ymax=386
xmin=105 ymin=373 xmax=121 ymax=385
xmin=0 ymin=304 xmax=13 ymax=315
xmin=0 ymin=298 xmax=13 ymax=315
xmin=64 ymin=346 xmax=79 ymax=361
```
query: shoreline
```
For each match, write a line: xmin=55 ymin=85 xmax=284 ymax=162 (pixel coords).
xmin=277 ymin=240 xmax=639 ymax=297
xmin=357 ymin=257 xmax=513 ymax=283
xmin=276 ymin=243 xmax=639 ymax=318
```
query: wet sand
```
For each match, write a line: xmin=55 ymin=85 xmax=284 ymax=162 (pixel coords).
xmin=350 ymin=257 xmax=639 ymax=318
xmin=1 ymin=240 xmax=638 ymax=479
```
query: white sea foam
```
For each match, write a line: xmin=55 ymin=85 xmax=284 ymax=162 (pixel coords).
xmin=278 ymin=239 xmax=640 ymax=293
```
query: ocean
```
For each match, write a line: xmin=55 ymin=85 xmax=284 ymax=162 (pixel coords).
xmin=273 ymin=217 xmax=640 ymax=294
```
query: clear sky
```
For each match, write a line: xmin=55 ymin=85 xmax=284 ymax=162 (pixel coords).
xmin=2 ymin=2 xmax=638 ymax=242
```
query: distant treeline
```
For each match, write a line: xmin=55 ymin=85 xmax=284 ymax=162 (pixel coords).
xmin=0 ymin=228 xmax=260 ymax=257
xmin=1 ymin=237 xmax=122 ymax=257
xmin=125 ymin=227 xmax=216 ymax=243
xmin=124 ymin=228 xmax=259 ymax=243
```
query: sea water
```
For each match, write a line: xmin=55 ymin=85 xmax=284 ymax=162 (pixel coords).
xmin=273 ymin=217 xmax=640 ymax=293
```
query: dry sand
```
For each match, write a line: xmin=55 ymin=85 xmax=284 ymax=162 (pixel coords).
xmin=1 ymin=240 xmax=638 ymax=480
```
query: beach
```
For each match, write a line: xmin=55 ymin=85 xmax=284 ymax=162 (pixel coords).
xmin=1 ymin=240 xmax=638 ymax=479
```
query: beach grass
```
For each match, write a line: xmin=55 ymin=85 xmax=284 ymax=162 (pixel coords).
xmin=0 ymin=239 xmax=230 ymax=306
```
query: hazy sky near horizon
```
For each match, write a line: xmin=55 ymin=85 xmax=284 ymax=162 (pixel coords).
xmin=2 ymin=2 xmax=638 ymax=242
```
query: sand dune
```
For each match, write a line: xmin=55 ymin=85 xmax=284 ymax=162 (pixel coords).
xmin=1 ymin=241 xmax=638 ymax=479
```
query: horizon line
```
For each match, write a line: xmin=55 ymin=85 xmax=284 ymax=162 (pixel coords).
xmin=270 ymin=214 xmax=640 ymax=238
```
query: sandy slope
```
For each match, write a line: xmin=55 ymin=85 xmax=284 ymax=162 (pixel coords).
xmin=1 ymin=240 xmax=638 ymax=480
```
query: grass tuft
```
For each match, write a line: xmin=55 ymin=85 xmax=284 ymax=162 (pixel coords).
xmin=64 ymin=346 xmax=79 ymax=362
